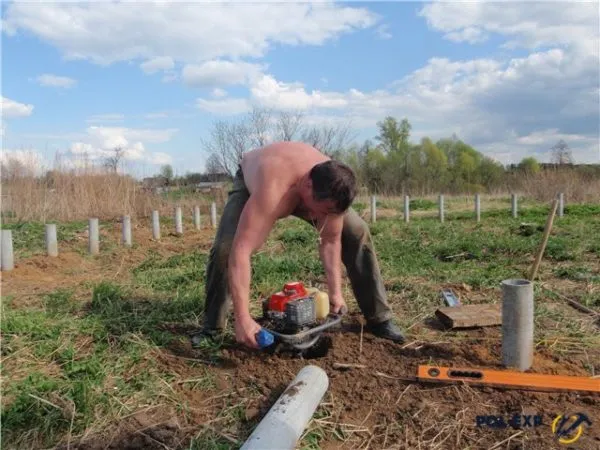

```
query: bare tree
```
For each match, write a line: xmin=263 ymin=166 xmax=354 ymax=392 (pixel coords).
xmin=300 ymin=120 xmax=356 ymax=157
xmin=247 ymin=106 xmax=273 ymax=148
xmin=276 ymin=110 xmax=304 ymax=141
xmin=205 ymin=153 xmax=223 ymax=174
xmin=103 ymin=146 xmax=125 ymax=173
xmin=201 ymin=107 xmax=357 ymax=175
xmin=201 ymin=121 xmax=237 ymax=176
xmin=551 ymin=139 xmax=574 ymax=165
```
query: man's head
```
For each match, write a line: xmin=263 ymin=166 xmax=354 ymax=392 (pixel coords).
xmin=301 ymin=160 xmax=357 ymax=216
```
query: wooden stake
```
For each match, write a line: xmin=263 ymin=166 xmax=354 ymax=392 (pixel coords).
xmin=529 ymin=198 xmax=559 ymax=281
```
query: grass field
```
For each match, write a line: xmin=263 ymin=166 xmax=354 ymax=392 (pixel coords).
xmin=2 ymin=195 xmax=599 ymax=449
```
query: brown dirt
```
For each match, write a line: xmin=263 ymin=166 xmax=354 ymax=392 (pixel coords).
xmin=4 ymin=224 xmax=600 ymax=449
xmin=2 ymin=221 xmax=217 ymax=308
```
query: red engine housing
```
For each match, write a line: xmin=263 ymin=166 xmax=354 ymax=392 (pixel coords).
xmin=267 ymin=281 xmax=308 ymax=312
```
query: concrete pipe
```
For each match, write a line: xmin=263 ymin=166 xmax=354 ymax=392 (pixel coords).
xmin=241 ymin=365 xmax=329 ymax=450
xmin=501 ymin=279 xmax=534 ymax=371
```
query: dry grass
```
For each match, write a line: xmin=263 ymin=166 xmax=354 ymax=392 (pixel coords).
xmin=508 ymin=169 xmax=600 ymax=203
xmin=1 ymin=159 xmax=225 ymax=223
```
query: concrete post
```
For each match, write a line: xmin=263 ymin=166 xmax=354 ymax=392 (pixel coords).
xmin=240 ymin=365 xmax=329 ymax=450
xmin=501 ymin=279 xmax=534 ymax=371
xmin=122 ymin=215 xmax=132 ymax=246
xmin=439 ymin=194 xmax=444 ymax=223
xmin=175 ymin=207 xmax=183 ymax=234
xmin=370 ymin=195 xmax=376 ymax=223
xmin=1 ymin=229 xmax=14 ymax=271
xmin=404 ymin=195 xmax=410 ymax=223
xmin=45 ymin=224 xmax=58 ymax=257
xmin=558 ymin=192 xmax=564 ymax=217
xmin=88 ymin=218 xmax=99 ymax=255
xmin=211 ymin=202 xmax=217 ymax=228
xmin=475 ymin=194 xmax=481 ymax=223
xmin=152 ymin=210 xmax=160 ymax=240
xmin=511 ymin=194 xmax=518 ymax=218
xmin=194 ymin=206 xmax=201 ymax=230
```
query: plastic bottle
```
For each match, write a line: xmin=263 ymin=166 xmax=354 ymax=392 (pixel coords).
xmin=314 ymin=291 xmax=330 ymax=319
xmin=256 ymin=328 xmax=275 ymax=348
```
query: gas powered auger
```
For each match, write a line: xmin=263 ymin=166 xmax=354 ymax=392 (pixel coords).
xmin=255 ymin=282 xmax=345 ymax=355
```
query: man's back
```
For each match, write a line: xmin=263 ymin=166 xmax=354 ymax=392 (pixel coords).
xmin=240 ymin=141 xmax=330 ymax=197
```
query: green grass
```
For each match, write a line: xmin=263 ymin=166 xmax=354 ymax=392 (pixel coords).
xmin=0 ymin=220 xmax=89 ymax=257
xmin=2 ymin=199 xmax=600 ymax=449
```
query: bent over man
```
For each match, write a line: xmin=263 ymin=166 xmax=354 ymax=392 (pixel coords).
xmin=191 ymin=141 xmax=406 ymax=349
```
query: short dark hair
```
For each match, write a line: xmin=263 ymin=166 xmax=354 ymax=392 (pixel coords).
xmin=309 ymin=160 xmax=357 ymax=213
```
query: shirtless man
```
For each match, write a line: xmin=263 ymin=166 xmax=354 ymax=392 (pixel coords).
xmin=191 ymin=141 xmax=406 ymax=349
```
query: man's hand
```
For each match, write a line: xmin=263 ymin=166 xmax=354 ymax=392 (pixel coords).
xmin=329 ymin=293 xmax=347 ymax=314
xmin=234 ymin=315 xmax=262 ymax=349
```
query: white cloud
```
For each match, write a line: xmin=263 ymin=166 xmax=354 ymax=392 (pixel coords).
xmin=0 ymin=149 xmax=46 ymax=175
xmin=211 ymin=88 xmax=228 ymax=98
xmin=147 ymin=152 xmax=173 ymax=165
xmin=36 ymin=73 xmax=77 ymax=88
xmin=2 ymin=2 xmax=378 ymax=65
xmin=196 ymin=98 xmax=250 ymax=115
xmin=445 ymin=27 xmax=487 ymax=44
xmin=1 ymin=96 xmax=34 ymax=118
xmin=250 ymin=74 xmax=349 ymax=110
xmin=140 ymin=56 xmax=174 ymax=74
xmin=182 ymin=60 xmax=264 ymax=87
xmin=66 ymin=126 xmax=177 ymax=166
xmin=375 ymin=24 xmax=392 ymax=40
xmin=418 ymin=2 xmax=598 ymax=57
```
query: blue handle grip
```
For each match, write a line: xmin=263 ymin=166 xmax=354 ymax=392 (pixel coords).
xmin=256 ymin=329 xmax=274 ymax=348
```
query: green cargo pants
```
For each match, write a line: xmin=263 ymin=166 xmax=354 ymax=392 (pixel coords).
xmin=202 ymin=167 xmax=394 ymax=331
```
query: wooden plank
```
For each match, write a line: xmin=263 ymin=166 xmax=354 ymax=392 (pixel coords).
xmin=435 ymin=304 xmax=501 ymax=329
xmin=418 ymin=365 xmax=600 ymax=393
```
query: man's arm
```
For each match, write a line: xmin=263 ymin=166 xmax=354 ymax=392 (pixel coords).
xmin=318 ymin=214 xmax=345 ymax=313
xmin=228 ymin=188 xmax=281 ymax=347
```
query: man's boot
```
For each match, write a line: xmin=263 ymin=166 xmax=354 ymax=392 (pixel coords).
xmin=367 ymin=319 xmax=406 ymax=343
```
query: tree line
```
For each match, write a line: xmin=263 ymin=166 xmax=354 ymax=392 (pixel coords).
xmin=194 ymin=106 xmax=596 ymax=196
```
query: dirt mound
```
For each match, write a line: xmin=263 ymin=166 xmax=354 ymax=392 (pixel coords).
xmin=213 ymin=313 xmax=600 ymax=449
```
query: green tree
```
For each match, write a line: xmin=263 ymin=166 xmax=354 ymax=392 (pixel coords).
xmin=518 ymin=156 xmax=540 ymax=174
xmin=160 ymin=164 xmax=174 ymax=182
xmin=421 ymin=138 xmax=448 ymax=193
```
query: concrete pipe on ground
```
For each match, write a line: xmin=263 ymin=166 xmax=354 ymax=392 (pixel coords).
xmin=501 ymin=278 xmax=534 ymax=371
xmin=240 ymin=365 xmax=329 ymax=450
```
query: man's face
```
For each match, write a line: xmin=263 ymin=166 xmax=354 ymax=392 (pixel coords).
xmin=300 ymin=176 xmax=342 ymax=220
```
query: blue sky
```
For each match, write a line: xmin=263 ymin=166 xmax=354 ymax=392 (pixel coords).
xmin=2 ymin=1 xmax=598 ymax=177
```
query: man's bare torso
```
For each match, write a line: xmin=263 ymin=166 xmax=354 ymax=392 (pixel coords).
xmin=240 ymin=141 xmax=330 ymax=219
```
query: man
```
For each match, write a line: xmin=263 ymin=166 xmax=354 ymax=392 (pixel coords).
xmin=192 ymin=141 xmax=406 ymax=349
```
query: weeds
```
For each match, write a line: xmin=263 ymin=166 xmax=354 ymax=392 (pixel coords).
xmin=2 ymin=198 xmax=599 ymax=449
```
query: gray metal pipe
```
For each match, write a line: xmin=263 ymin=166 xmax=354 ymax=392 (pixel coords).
xmin=511 ymin=194 xmax=518 ymax=218
xmin=501 ymin=279 xmax=534 ymax=371
xmin=194 ymin=206 xmax=201 ymax=230
xmin=241 ymin=365 xmax=329 ymax=450
xmin=122 ymin=215 xmax=132 ymax=246
xmin=45 ymin=224 xmax=58 ymax=257
xmin=558 ymin=192 xmax=564 ymax=217
xmin=1 ymin=229 xmax=14 ymax=271
xmin=475 ymin=194 xmax=481 ymax=222
xmin=370 ymin=195 xmax=376 ymax=223
xmin=404 ymin=195 xmax=409 ymax=223
xmin=175 ymin=207 xmax=183 ymax=234
xmin=439 ymin=194 xmax=444 ymax=223
xmin=152 ymin=210 xmax=160 ymax=240
xmin=88 ymin=218 xmax=99 ymax=255
xmin=211 ymin=202 xmax=217 ymax=228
